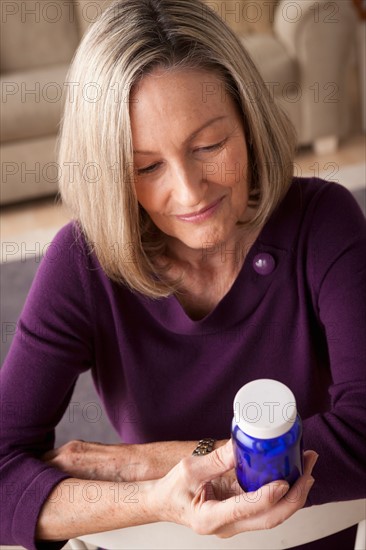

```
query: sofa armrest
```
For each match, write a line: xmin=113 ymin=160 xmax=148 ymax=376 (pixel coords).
xmin=274 ymin=0 xmax=357 ymax=60
xmin=273 ymin=0 xmax=358 ymax=143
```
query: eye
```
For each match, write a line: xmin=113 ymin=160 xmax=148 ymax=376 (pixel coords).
xmin=136 ymin=162 xmax=161 ymax=175
xmin=196 ymin=138 xmax=227 ymax=153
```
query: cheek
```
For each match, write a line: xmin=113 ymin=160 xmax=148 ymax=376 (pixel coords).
xmin=213 ymin=145 xmax=248 ymax=189
xmin=135 ymin=182 xmax=155 ymax=209
xmin=135 ymin=182 xmax=169 ymax=217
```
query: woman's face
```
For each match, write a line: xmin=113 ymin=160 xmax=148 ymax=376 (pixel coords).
xmin=130 ymin=68 xmax=251 ymax=254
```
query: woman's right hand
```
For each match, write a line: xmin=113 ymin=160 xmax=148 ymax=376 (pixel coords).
xmin=150 ymin=439 xmax=317 ymax=538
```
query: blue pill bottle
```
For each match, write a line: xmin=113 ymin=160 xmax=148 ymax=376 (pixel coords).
xmin=232 ymin=379 xmax=303 ymax=492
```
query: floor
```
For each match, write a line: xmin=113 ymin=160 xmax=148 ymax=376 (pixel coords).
xmin=1 ymin=133 xmax=365 ymax=261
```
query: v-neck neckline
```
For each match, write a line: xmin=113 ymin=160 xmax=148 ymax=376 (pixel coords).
xmin=139 ymin=178 xmax=305 ymax=335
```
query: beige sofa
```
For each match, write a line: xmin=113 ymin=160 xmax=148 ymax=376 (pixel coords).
xmin=0 ymin=0 xmax=359 ymax=204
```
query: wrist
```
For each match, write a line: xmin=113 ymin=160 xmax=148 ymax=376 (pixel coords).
xmin=213 ymin=439 xmax=229 ymax=450
xmin=129 ymin=441 xmax=198 ymax=480
xmin=138 ymin=479 xmax=163 ymax=524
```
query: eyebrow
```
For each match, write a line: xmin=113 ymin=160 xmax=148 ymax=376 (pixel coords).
xmin=133 ymin=115 xmax=228 ymax=155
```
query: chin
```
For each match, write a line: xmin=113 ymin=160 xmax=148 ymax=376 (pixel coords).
xmin=162 ymin=220 xmax=236 ymax=252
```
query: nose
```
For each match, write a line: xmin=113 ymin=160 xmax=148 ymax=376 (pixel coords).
xmin=170 ymin=160 xmax=208 ymax=207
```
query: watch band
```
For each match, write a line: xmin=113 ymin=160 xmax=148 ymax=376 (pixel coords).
xmin=192 ymin=438 xmax=216 ymax=456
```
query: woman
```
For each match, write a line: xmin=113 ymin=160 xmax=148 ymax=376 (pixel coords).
xmin=1 ymin=0 xmax=365 ymax=548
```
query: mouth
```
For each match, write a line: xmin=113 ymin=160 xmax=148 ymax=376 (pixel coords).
xmin=175 ymin=197 xmax=224 ymax=223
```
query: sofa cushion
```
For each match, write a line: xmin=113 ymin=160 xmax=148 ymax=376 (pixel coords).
xmin=241 ymin=33 xmax=298 ymax=89
xmin=0 ymin=0 xmax=79 ymax=72
xmin=203 ymin=1 xmax=279 ymax=36
xmin=1 ymin=135 xmax=59 ymax=204
xmin=1 ymin=64 xmax=69 ymax=143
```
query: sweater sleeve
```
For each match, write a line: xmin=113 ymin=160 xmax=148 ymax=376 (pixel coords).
xmin=303 ymin=181 xmax=366 ymax=505
xmin=0 ymin=222 xmax=95 ymax=549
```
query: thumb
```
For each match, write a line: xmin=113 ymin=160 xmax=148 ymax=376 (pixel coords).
xmin=189 ymin=440 xmax=235 ymax=483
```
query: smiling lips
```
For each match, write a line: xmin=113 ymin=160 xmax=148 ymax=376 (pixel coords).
xmin=175 ymin=197 xmax=224 ymax=223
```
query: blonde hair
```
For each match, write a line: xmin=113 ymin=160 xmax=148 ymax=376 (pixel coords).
xmin=58 ymin=0 xmax=296 ymax=298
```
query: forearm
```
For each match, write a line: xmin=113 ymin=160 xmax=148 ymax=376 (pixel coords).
xmin=44 ymin=439 xmax=228 ymax=482
xmin=37 ymin=441 xmax=318 ymax=542
xmin=36 ymin=477 xmax=157 ymax=541
xmin=129 ymin=439 xmax=227 ymax=480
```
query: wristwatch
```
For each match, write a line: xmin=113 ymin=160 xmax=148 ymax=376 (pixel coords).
xmin=192 ymin=438 xmax=216 ymax=456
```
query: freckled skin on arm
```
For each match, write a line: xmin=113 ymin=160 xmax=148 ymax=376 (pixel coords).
xmin=37 ymin=441 xmax=317 ymax=541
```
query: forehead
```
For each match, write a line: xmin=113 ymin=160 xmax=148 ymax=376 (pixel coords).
xmin=129 ymin=67 xmax=238 ymax=141
xmin=130 ymin=67 xmax=229 ymax=104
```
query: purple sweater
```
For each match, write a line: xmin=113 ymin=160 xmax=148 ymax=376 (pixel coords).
xmin=1 ymin=177 xmax=365 ymax=549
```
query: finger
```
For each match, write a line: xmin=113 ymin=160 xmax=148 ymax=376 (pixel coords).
xmin=227 ymin=478 xmax=290 ymax=517
xmin=303 ymin=450 xmax=319 ymax=475
xmin=201 ymin=478 xmax=289 ymax=534
xmin=242 ymin=471 xmax=314 ymax=534
xmin=188 ymin=440 xmax=235 ymax=483
xmin=191 ymin=447 xmax=318 ymax=535
xmin=256 ymin=452 xmax=317 ymax=521
xmin=213 ymin=453 xmax=318 ymax=537
xmin=191 ymin=477 xmax=289 ymax=536
xmin=216 ymin=474 xmax=312 ymax=537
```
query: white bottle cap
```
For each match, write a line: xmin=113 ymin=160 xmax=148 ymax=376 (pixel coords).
xmin=233 ymin=379 xmax=297 ymax=439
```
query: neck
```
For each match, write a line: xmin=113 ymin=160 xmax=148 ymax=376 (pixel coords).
xmin=164 ymin=223 xmax=261 ymax=278
xmin=161 ymin=224 xmax=262 ymax=320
